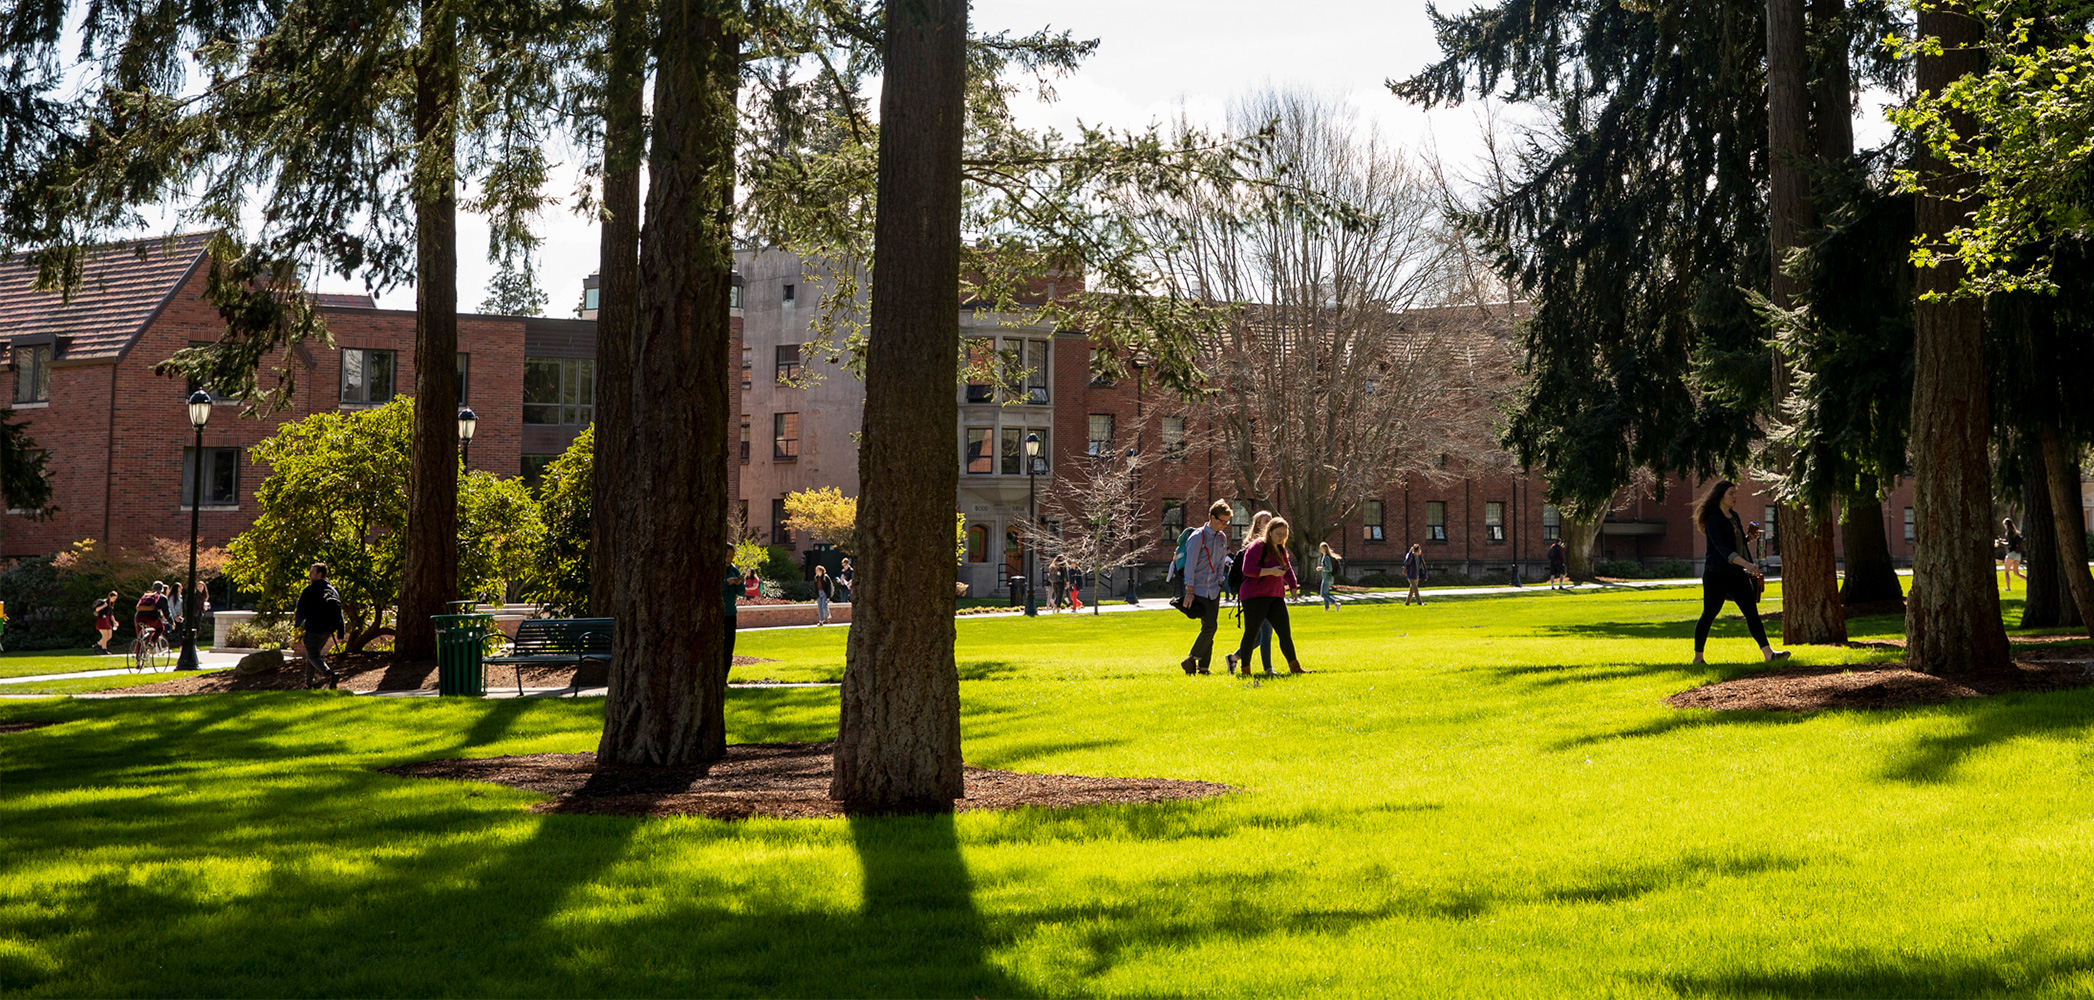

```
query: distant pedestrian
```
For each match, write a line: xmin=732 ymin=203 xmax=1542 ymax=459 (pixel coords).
xmin=1178 ymin=500 xmax=1233 ymax=675
xmin=1227 ymin=517 xmax=1307 ymax=676
xmin=1051 ymin=556 xmax=1070 ymax=613
xmin=1235 ymin=511 xmax=1276 ymax=674
xmin=1403 ymin=544 xmax=1428 ymax=605
xmin=1318 ymin=542 xmax=1344 ymax=610
xmin=132 ymin=582 xmax=169 ymax=643
xmin=838 ymin=557 xmax=855 ymax=602
xmin=1691 ymin=479 xmax=1789 ymax=665
xmin=92 ymin=591 xmax=118 ymax=654
xmin=1998 ymin=517 xmax=2025 ymax=592
xmin=293 ymin=563 xmax=345 ymax=688
xmin=813 ymin=564 xmax=834 ymax=625
xmin=1547 ymin=539 xmax=1568 ymax=589
xmin=745 ymin=570 xmax=760 ymax=600
xmin=724 ymin=553 xmax=742 ymax=675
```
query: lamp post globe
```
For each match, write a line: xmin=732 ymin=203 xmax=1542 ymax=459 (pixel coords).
xmin=1024 ymin=432 xmax=1041 ymax=617
xmin=176 ymin=390 xmax=212 ymax=670
xmin=456 ymin=406 xmax=478 ymax=466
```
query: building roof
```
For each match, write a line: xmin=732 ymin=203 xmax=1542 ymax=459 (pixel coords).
xmin=313 ymin=291 xmax=375 ymax=309
xmin=0 ymin=232 xmax=212 ymax=362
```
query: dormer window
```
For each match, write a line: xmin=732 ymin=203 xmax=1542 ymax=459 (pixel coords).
xmin=12 ymin=344 xmax=51 ymax=403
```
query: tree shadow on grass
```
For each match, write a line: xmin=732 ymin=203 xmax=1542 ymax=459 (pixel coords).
xmin=1549 ymin=709 xmax=1812 ymax=751
xmin=1876 ymin=688 xmax=2094 ymax=784
xmin=1649 ymin=937 xmax=2094 ymax=998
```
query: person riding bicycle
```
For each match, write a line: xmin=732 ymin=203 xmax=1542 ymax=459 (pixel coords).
xmin=133 ymin=581 xmax=171 ymax=643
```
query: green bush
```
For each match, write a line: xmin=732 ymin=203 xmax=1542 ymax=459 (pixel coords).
xmin=775 ymin=580 xmax=816 ymax=602
xmin=521 ymin=427 xmax=592 ymax=617
xmin=226 ymin=618 xmax=301 ymax=651
xmin=1355 ymin=571 xmax=1399 ymax=587
xmin=1593 ymin=559 xmax=1648 ymax=578
xmin=1656 ymin=558 xmax=1693 ymax=578
xmin=0 ymin=556 xmax=87 ymax=649
xmin=760 ymin=545 xmax=799 ymax=583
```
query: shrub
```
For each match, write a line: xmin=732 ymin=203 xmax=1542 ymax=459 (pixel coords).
xmin=1656 ymin=558 xmax=1693 ymax=578
xmin=227 ymin=618 xmax=301 ymax=651
xmin=1355 ymin=571 xmax=1398 ymax=587
xmin=775 ymin=580 xmax=816 ymax=602
xmin=759 ymin=545 xmax=799 ymax=582
xmin=521 ymin=427 xmax=592 ymax=617
xmin=1593 ymin=559 xmax=1648 ymax=578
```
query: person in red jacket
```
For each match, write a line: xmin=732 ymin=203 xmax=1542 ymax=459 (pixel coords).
xmin=1226 ymin=518 xmax=1308 ymax=676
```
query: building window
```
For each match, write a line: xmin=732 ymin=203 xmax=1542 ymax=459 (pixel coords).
xmin=1162 ymin=499 xmax=1185 ymax=539
xmin=782 ymin=282 xmax=796 ymax=304
xmin=1762 ymin=505 xmax=1779 ymax=555
xmin=524 ymin=357 xmax=594 ymax=425
xmin=739 ymin=420 xmax=750 ymax=463
xmin=182 ymin=341 xmax=242 ymax=402
xmin=966 ymin=427 xmax=993 ymax=474
xmin=773 ymin=412 xmax=799 ymax=460
xmin=1161 ymin=417 xmax=1186 ymax=460
xmin=583 ymin=286 xmax=600 ymax=312
xmin=1001 ymin=427 xmax=1048 ymax=476
xmin=521 ymin=454 xmax=556 ymax=487
xmin=966 ymin=524 xmax=989 ymax=562
xmin=1230 ymin=501 xmax=1252 ymax=546
xmin=741 ymin=347 xmax=752 ymax=390
xmin=457 ymin=352 xmax=469 ymax=404
xmin=1904 ymin=506 xmax=1915 ymax=542
xmin=775 ymin=344 xmax=802 ymax=385
xmin=1363 ymin=500 xmax=1385 ymax=542
xmin=729 ymin=283 xmax=743 ymax=310
xmin=964 ymin=339 xmax=994 ymax=403
xmin=1426 ymin=501 xmax=1448 ymax=542
xmin=1543 ymin=504 xmax=1562 ymax=541
xmin=1026 ymin=339 xmax=1049 ymax=403
xmin=1485 ymin=501 xmax=1506 ymax=543
xmin=772 ymin=498 xmax=791 ymax=546
xmin=339 ymin=348 xmax=395 ymax=405
xmin=1089 ymin=347 xmax=1115 ymax=386
xmin=1087 ymin=414 xmax=1114 ymax=457
xmin=181 ymin=447 xmax=240 ymax=507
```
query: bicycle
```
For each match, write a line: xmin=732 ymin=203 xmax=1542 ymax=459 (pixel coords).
xmin=129 ymin=624 xmax=170 ymax=672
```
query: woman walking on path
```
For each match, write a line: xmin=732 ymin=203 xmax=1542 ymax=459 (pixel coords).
xmin=1403 ymin=544 xmax=1427 ymax=605
xmin=1227 ymin=518 xmax=1308 ymax=676
xmin=92 ymin=591 xmax=118 ymax=654
xmin=1235 ymin=511 xmax=1276 ymax=674
xmin=1692 ymin=479 xmax=1789 ymax=664
xmin=813 ymin=564 xmax=834 ymax=625
xmin=1318 ymin=542 xmax=1343 ymax=610
xmin=1997 ymin=518 xmax=2026 ymax=591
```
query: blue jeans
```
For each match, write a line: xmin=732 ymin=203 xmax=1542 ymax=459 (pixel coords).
xmin=816 ymin=592 xmax=830 ymax=623
xmin=1320 ymin=579 xmax=1335 ymax=609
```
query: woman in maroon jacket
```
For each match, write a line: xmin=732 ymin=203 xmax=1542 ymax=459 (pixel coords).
xmin=1226 ymin=518 xmax=1308 ymax=676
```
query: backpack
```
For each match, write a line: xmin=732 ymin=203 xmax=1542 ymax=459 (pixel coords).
xmin=135 ymin=593 xmax=159 ymax=615
xmin=1225 ymin=552 xmax=1243 ymax=595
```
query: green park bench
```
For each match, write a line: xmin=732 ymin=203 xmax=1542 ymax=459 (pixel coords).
xmin=483 ymin=617 xmax=614 ymax=697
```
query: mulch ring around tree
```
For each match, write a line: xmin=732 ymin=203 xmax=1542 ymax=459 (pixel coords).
xmin=384 ymin=741 xmax=1234 ymax=820
xmin=115 ymin=654 xmax=781 ymax=695
xmin=1668 ymin=651 xmax=2094 ymax=713
xmin=0 ymin=720 xmax=57 ymax=735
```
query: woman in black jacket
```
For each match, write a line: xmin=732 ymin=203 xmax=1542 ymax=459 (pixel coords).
xmin=1692 ymin=480 xmax=1790 ymax=665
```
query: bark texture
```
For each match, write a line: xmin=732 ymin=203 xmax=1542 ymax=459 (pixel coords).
xmin=1905 ymin=3 xmax=2011 ymax=675
xmin=2018 ymin=443 xmax=2080 ymax=627
xmin=396 ymin=0 xmax=461 ymax=660
xmin=589 ymin=0 xmax=645 ymax=618
xmin=1838 ymin=495 xmax=1904 ymax=604
xmin=596 ymin=0 xmax=737 ymax=767
xmin=1767 ymin=0 xmax=1845 ymax=644
xmin=831 ymin=0 xmax=967 ymax=812
xmin=2039 ymin=427 xmax=2094 ymax=636
xmin=1563 ymin=516 xmax=1603 ymax=581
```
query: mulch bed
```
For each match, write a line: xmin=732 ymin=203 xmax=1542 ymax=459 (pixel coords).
xmin=0 ymin=721 xmax=56 ymax=734
xmin=1668 ymin=655 xmax=2094 ymax=713
xmin=1759 ymin=598 xmax=1908 ymax=624
xmin=384 ymin=741 xmax=1233 ymax=820
xmin=116 ymin=654 xmax=781 ymax=695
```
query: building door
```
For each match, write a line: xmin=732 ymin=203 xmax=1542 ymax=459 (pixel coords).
xmin=1005 ymin=527 xmax=1025 ymax=581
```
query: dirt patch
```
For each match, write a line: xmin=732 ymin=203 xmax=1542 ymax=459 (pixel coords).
xmin=383 ymin=741 xmax=1232 ymax=820
xmin=117 ymin=654 xmax=782 ymax=695
xmin=1759 ymin=598 xmax=1907 ymax=624
xmin=0 ymin=720 xmax=56 ymax=734
xmin=1668 ymin=659 xmax=2094 ymax=712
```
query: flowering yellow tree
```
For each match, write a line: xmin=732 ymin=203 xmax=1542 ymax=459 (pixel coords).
xmin=783 ymin=487 xmax=859 ymax=551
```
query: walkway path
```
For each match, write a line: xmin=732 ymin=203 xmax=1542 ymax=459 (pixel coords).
xmin=0 ymin=650 xmax=244 ymax=686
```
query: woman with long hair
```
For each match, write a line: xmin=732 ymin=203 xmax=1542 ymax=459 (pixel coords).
xmin=1997 ymin=517 xmax=2025 ymax=591
xmin=1234 ymin=510 xmax=1276 ymax=673
xmin=1317 ymin=541 xmax=1344 ymax=610
xmin=1692 ymin=479 xmax=1789 ymax=664
xmin=813 ymin=564 xmax=833 ymax=626
xmin=1227 ymin=517 xmax=1307 ymax=675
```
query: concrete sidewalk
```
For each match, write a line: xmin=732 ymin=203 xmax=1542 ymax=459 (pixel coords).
xmin=0 ymin=650 xmax=244 ymax=686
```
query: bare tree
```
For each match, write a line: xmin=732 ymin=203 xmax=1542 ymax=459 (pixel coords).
xmin=1019 ymin=448 xmax=1157 ymax=614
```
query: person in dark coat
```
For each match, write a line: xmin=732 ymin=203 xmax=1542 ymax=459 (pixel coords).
xmin=1691 ymin=480 xmax=1789 ymax=665
xmin=293 ymin=562 xmax=346 ymax=688
xmin=1547 ymin=539 xmax=1568 ymax=589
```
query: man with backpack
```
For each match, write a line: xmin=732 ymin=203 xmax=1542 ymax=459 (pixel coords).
xmin=294 ymin=563 xmax=346 ymax=689
xmin=1176 ymin=500 xmax=1233 ymax=675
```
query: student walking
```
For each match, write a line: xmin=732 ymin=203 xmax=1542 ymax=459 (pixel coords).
xmin=1547 ymin=539 xmax=1568 ymax=589
xmin=1318 ymin=542 xmax=1344 ymax=610
xmin=1236 ymin=511 xmax=1276 ymax=673
xmin=1051 ymin=556 xmax=1070 ymax=613
xmin=837 ymin=557 xmax=855 ymax=602
xmin=1998 ymin=518 xmax=2026 ymax=591
xmin=1691 ymin=479 xmax=1790 ymax=665
xmin=293 ymin=563 xmax=345 ymax=688
xmin=724 ymin=553 xmax=742 ymax=675
xmin=1403 ymin=545 xmax=1428 ymax=605
xmin=813 ymin=564 xmax=834 ymax=625
xmin=92 ymin=591 xmax=118 ymax=654
xmin=1227 ymin=517 xmax=1307 ymax=676
xmin=1177 ymin=501 xmax=1233 ymax=675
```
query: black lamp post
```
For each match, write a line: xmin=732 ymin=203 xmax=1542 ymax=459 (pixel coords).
xmin=456 ymin=406 xmax=478 ymax=466
xmin=176 ymin=389 xmax=211 ymax=671
xmin=1024 ymin=431 xmax=1041 ymax=617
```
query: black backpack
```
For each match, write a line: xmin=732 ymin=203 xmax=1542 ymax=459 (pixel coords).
xmin=1225 ymin=552 xmax=1243 ymax=594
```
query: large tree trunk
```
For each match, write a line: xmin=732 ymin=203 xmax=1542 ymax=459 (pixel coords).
xmin=1767 ymin=0 xmax=1846 ymax=644
xmin=1563 ymin=515 xmax=1603 ymax=581
xmin=2018 ymin=441 xmax=2079 ymax=627
xmin=2039 ymin=427 xmax=2094 ymax=636
xmin=595 ymin=0 xmax=738 ymax=767
xmin=830 ymin=0 xmax=968 ymax=813
xmin=396 ymin=0 xmax=461 ymax=661
xmin=1839 ymin=493 xmax=1905 ymax=604
xmin=1906 ymin=3 xmax=2012 ymax=675
xmin=589 ymin=0 xmax=646 ymax=619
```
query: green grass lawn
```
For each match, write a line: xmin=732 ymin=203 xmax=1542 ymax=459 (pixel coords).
xmin=6 ymin=585 xmax=2094 ymax=997
xmin=0 ymin=648 xmax=133 ymax=679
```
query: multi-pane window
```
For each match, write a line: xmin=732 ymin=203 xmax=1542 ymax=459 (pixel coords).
xmin=1762 ymin=505 xmax=1780 ymax=555
xmin=1904 ymin=506 xmax=1915 ymax=541
xmin=1025 ymin=339 xmax=1049 ymax=403
xmin=521 ymin=454 xmax=556 ymax=487
xmin=965 ymin=339 xmax=994 ymax=403
xmin=1087 ymin=414 xmax=1115 ymax=457
xmin=729 ymin=283 xmax=743 ymax=310
xmin=775 ymin=344 xmax=802 ymax=384
xmin=772 ymin=498 xmax=791 ymax=545
xmin=739 ymin=420 xmax=750 ymax=463
xmin=965 ymin=427 xmax=993 ymax=474
xmin=1485 ymin=501 xmax=1506 ymax=543
xmin=1543 ymin=504 xmax=1562 ymax=540
xmin=1000 ymin=427 xmax=1048 ymax=476
xmin=1161 ymin=417 xmax=1187 ymax=460
xmin=782 ymin=283 xmax=796 ymax=304
xmin=740 ymin=347 xmax=752 ymax=390
xmin=524 ymin=358 xmax=594 ymax=425
xmin=1426 ymin=501 xmax=1448 ymax=542
xmin=1162 ymin=499 xmax=1184 ymax=539
xmin=583 ymin=286 xmax=601 ymax=312
xmin=1089 ymin=347 xmax=1115 ymax=386
xmin=1363 ymin=500 xmax=1385 ymax=542
xmin=457 ymin=352 xmax=469 ymax=403
xmin=339 ymin=348 xmax=395 ymax=405
xmin=181 ymin=447 xmax=240 ymax=507
xmin=773 ymin=412 xmax=799 ymax=460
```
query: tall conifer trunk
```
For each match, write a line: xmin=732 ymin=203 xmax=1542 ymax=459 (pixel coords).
xmin=2018 ymin=442 xmax=2078 ymax=626
xmin=831 ymin=0 xmax=968 ymax=813
xmin=2038 ymin=427 xmax=2094 ymax=636
xmin=1839 ymin=493 xmax=1904 ymax=604
xmin=1906 ymin=3 xmax=2011 ymax=674
xmin=1768 ymin=0 xmax=1845 ymax=643
xmin=398 ymin=0 xmax=461 ymax=660
xmin=590 ymin=0 xmax=645 ymax=618
xmin=596 ymin=0 xmax=738 ymax=767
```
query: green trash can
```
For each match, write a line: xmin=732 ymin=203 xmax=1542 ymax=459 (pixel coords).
xmin=432 ymin=613 xmax=493 ymax=697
